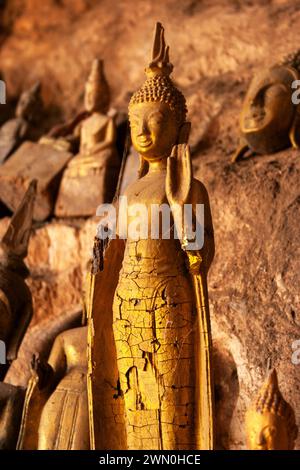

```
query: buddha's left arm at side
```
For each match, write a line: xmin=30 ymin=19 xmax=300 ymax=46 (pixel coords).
xmin=184 ymin=178 xmax=215 ymax=274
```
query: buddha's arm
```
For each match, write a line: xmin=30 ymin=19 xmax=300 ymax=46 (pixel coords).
xmin=47 ymin=334 xmax=67 ymax=384
xmin=189 ymin=179 xmax=215 ymax=273
xmin=166 ymin=143 xmax=214 ymax=272
xmin=48 ymin=110 xmax=88 ymax=138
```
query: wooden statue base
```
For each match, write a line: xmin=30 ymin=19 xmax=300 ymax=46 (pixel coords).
xmin=55 ymin=149 xmax=120 ymax=218
xmin=0 ymin=141 xmax=72 ymax=221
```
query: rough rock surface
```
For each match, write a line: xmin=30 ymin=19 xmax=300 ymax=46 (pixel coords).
xmin=0 ymin=0 xmax=300 ymax=449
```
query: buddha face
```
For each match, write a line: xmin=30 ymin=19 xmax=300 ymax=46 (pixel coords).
xmin=240 ymin=65 xmax=299 ymax=154
xmin=246 ymin=409 xmax=291 ymax=450
xmin=84 ymin=82 xmax=109 ymax=114
xmin=129 ymin=102 xmax=179 ymax=161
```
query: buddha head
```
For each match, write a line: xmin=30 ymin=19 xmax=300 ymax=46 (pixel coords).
xmin=0 ymin=180 xmax=37 ymax=279
xmin=16 ymin=82 xmax=43 ymax=122
xmin=245 ymin=369 xmax=298 ymax=450
xmin=129 ymin=23 xmax=188 ymax=169
xmin=84 ymin=59 xmax=110 ymax=114
xmin=239 ymin=51 xmax=300 ymax=155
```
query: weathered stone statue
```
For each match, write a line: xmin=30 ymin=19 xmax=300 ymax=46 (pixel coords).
xmin=0 ymin=383 xmax=25 ymax=449
xmin=55 ymin=59 xmax=120 ymax=217
xmin=0 ymin=180 xmax=36 ymax=380
xmin=233 ymin=50 xmax=300 ymax=161
xmin=245 ymin=369 xmax=298 ymax=450
xmin=0 ymin=83 xmax=43 ymax=165
xmin=17 ymin=325 xmax=89 ymax=450
xmin=87 ymin=23 xmax=215 ymax=450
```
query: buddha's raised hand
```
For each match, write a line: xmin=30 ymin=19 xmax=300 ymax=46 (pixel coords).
xmin=166 ymin=143 xmax=192 ymax=208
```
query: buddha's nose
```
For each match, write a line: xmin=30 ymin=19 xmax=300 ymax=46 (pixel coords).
xmin=137 ymin=121 xmax=149 ymax=136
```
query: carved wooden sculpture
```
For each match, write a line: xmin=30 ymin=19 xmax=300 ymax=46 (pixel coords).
xmin=233 ymin=50 xmax=300 ymax=161
xmin=0 ymin=141 xmax=72 ymax=222
xmin=245 ymin=369 xmax=298 ymax=450
xmin=55 ymin=59 xmax=120 ymax=217
xmin=0 ymin=83 xmax=43 ymax=165
xmin=0 ymin=383 xmax=25 ymax=449
xmin=0 ymin=180 xmax=36 ymax=380
xmin=17 ymin=326 xmax=89 ymax=450
xmin=87 ymin=23 xmax=215 ymax=450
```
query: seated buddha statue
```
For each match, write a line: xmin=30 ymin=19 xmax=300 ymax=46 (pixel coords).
xmin=0 ymin=180 xmax=36 ymax=380
xmin=87 ymin=23 xmax=215 ymax=451
xmin=17 ymin=325 xmax=89 ymax=450
xmin=245 ymin=368 xmax=298 ymax=450
xmin=233 ymin=50 xmax=300 ymax=161
xmin=0 ymin=83 xmax=43 ymax=165
xmin=54 ymin=59 xmax=120 ymax=218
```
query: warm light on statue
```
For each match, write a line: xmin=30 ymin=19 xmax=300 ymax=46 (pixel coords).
xmin=87 ymin=22 xmax=215 ymax=451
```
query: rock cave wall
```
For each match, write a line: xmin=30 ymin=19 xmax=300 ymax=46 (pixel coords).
xmin=0 ymin=0 xmax=300 ymax=449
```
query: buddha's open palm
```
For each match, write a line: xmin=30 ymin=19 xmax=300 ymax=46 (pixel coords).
xmin=166 ymin=143 xmax=192 ymax=208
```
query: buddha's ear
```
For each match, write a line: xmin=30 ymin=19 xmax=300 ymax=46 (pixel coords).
xmin=178 ymin=121 xmax=191 ymax=144
xmin=289 ymin=104 xmax=300 ymax=149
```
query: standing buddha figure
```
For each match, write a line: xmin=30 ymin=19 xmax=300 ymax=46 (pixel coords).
xmin=88 ymin=23 xmax=215 ymax=451
xmin=55 ymin=59 xmax=120 ymax=217
xmin=17 ymin=325 xmax=89 ymax=450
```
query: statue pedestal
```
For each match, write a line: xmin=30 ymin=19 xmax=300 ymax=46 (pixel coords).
xmin=0 ymin=141 xmax=72 ymax=221
xmin=55 ymin=149 xmax=120 ymax=218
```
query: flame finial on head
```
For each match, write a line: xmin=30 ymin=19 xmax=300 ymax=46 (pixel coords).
xmin=87 ymin=59 xmax=105 ymax=84
xmin=85 ymin=58 xmax=110 ymax=112
xmin=146 ymin=22 xmax=173 ymax=78
xmin=129 ymin=22 xmax=187 ymax=125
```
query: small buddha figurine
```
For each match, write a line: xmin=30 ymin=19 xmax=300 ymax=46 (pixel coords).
xmin=88 ymin=23 xmax=215 ymax=450
xmin=0 ymin=83 xmax=43 ymax=165
xmin=245 ymin=369 xmax=298 ymax=450
xmin=55 ymin=59 xmax=120 ymax=217
xmin=233 ymin=50 xmax=300 ymax=162
xmin=17 ymin=325 xmax=89 ymax=450
xmin=0 ymin=180 xmax=36 ymax=380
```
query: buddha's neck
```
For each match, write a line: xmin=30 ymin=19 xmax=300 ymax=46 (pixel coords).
xmin=147 ymin=158 xmax=167 ymax=174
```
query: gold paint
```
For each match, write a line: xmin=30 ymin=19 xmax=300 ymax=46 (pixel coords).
xmin=233 ymin=52 xmax=300 ymax=161
xmin=17 ymin=326 xmax=89 ymax=450
xmin=88 ymin=23 xmax=215 ymax=450
xmin=245 ymin=369 xmax=298 ymax=450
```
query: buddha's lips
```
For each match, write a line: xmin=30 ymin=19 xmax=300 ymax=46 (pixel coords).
xmin=138 ymin=140 xmax=152 ymax=148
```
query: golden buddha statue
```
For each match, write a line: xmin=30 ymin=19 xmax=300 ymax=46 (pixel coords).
xmin=245 ymin=369 xmax=298 ymax=450
xmin=55 ymin=59 xmax=120 ymax=217
xmin=17 ymin=325 xmax=89 ymax=450
xmin=0 ymin=180 xmax=36 ymax=380
xmin=233 ymin=50 xmax=300 ymax=162
xmin=87 ymin=23 xmax=215 ymax=450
